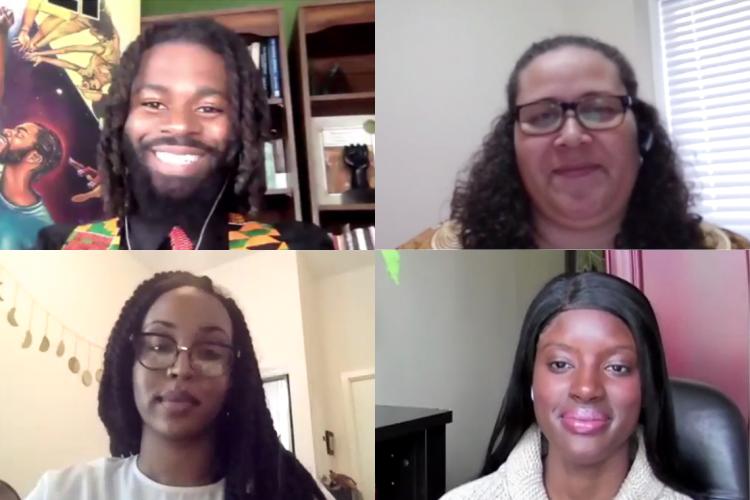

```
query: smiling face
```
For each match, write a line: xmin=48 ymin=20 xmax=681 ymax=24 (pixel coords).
xmin=132 ymin=286 xmax=233 ymax=442
xmin=513 ymin=46 xmax=640 ymax=231
xmin=124 ymin=41 xmax=232 ymax=200
xmin=532 ymin=308 xmax=641 ymax=467
xmin=0 ymin=123 xmax=42 ymax=166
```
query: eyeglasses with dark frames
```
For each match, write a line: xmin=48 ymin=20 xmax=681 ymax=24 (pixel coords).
xmin=514 ymin=94 xmax=633 ymax=136
xmin=130 ymin=332 xmax=239 ymax=377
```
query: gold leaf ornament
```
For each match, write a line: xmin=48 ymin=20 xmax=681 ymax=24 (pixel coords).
xmin=7 ymin=307 xmax=17 ymax=327
xmin=39 ymin=313 xmax=50 ymax=352
xmin=21 ymin=330 xmax=32 ymax=349
xmin=68 ymin=356 xmax=80 ymax=374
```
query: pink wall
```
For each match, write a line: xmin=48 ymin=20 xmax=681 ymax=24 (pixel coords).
xmin=607 ymin=250 xmax=750 ymax=423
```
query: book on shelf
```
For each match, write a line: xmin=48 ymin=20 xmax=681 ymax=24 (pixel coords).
xmin=264 ymin=142 xmax=276 ymax=190
xmin=363 ymin=226 xmax=374 ymax=249
xmin=273 ymin=138 xmax=287 ymax=189
xmin=267 ymin=37 xmax=282 ymax=98
xmin=329 ymin=225 xmax=376 ymax=250
xmin=247 ymin=38 xmax=282 ymax=100
xmin=259 ymin=42 xmax=269 ymax=94
xmin=248 ymin=42 xmax=261 ymax=71
xmin=263 ymin=139 xmax=289 ymax=191
xmin=354 ymin=227 xmax=370 ymax=250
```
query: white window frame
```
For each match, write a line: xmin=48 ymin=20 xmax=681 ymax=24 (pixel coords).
xmin=647 ymin=0 xmax=672 ymax=129
xmin=646 ymin=0 xmax=750 ymax=238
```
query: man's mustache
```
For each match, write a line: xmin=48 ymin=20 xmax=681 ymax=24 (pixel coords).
xmin=138 ymin=136 xmax=220 ymax=156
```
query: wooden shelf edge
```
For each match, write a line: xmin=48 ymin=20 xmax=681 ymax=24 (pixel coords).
xmin=319 ymin=203 xmax=375 ymax=212
xmin=142 ymin=8 xmax=281 ymax=37
xmin=310 ymin=91 xmax=375 ymax=102
xmin=302 ymin=1 xmax=375 ymax=34
xmin=266 ymin=188 xmax=293 ymax=196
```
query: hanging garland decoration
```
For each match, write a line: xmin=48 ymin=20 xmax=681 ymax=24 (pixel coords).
xmin=0 ymin=266 xmax=105 ymax=388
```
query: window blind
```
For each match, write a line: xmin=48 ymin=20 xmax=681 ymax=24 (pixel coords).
xmin=657 ymin=0 xmax=750 ymax=237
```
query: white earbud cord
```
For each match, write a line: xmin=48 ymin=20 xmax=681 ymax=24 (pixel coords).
xmin=124 ymin=178 xmax=229 ymax=250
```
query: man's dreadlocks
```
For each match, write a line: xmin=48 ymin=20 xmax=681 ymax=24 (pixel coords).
xmin=97 ymin=19 xmax=270 ymax=220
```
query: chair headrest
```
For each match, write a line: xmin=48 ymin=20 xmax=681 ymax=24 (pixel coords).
xmin=670 ymin=378 xmax=748 ymax=500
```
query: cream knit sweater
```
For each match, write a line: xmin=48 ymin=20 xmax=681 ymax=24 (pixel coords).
xmin=441 ymin=425 xmax=691 ymax=500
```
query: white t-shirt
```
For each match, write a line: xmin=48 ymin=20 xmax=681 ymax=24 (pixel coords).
xmin=25 ymin=455 xmax=225 ymax=500
xmin=24 ymin=455 xmax=337 ymax=500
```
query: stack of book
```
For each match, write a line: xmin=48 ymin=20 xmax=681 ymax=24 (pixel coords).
xmin=247 ymin=38 xmax=282 ymax=99
xmin=264 ymin=138 xmax=288 ymax=191
xmin=330 ymin=225 xmax=376 ymax=250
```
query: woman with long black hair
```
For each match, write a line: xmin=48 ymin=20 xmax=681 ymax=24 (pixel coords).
xmin=442 ymin=272 xmax=694 ymax=499
xmin=26 ymin=271 xmax=333 ymax=500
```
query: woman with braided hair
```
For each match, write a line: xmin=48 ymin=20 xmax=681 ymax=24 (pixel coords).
xmin=26 ymin=271 xmax=333 ymax=499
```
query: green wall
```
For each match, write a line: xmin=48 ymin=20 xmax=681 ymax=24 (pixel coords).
xmin=141 ymin=0 xmax=309 ymax=43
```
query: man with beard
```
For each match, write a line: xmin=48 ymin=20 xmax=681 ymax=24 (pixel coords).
xmin=0 ymin=7 xmax=62 ymax=249
xmin=0 ymin=122 xmax=61 ymax=249
xmin=37 ymin=18 xmax=332 ymax=250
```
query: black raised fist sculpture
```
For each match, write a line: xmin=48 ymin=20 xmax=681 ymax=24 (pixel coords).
xmin=342 ymin=144 xmax=374 ymax=204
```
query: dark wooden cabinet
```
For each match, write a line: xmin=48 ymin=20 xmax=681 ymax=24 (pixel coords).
xmin=376 ymin=405 xmax=453 ymax=500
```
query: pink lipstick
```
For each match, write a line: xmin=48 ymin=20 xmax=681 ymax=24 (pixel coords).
xmin=560 ymin=408 xmax=610 ymax=435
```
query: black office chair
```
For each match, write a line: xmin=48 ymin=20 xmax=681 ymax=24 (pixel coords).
xmin=670 ymin=378 xmax=749 ymax=500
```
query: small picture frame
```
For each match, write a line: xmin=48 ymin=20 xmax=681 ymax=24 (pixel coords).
xmin=310 ymin=115 xmax=375 ymax=205
xmin=262 ymin=373 xmax=295 ymax=454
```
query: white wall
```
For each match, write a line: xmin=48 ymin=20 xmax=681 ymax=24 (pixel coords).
xmin=375 ymin=250 xmax=566 ymax=489
xmin=0 ymin=251 xmax=370 ymax=497
xmin=299 ymin=254 xmax=375 ymax=500
xmin=0 ymin=252 xmax=149 ymax=496
xmin=206 ymin=253 xmax=320 ymax=476
xmin=376 ymin=0 xmax=657 ymax=247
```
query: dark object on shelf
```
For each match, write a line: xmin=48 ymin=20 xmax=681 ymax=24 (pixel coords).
xmin=342 ymin=144 xmax=374 ymax=204
xmin=291 ymin=0 xmax=375 ymax=227
xmin=312 ymin=63 xmax=353 ymax=95
xmin=376 ymin=405 xmax=453 ymax=500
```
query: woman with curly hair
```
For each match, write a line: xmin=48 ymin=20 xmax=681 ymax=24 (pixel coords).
xmin=26 ymin=271 xmax=334 ymax=500
xmin=402 ymin=35 xmax=749 ymax=249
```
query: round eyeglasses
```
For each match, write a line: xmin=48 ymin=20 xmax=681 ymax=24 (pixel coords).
xmin=515 ymin=94 xmax=633 ymax=136
xmin=130 ymin=333 xmax=239 ymax=377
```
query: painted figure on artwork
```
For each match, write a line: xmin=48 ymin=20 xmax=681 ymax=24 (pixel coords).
xmin=0 ymin=0 xmax=133 ymax=248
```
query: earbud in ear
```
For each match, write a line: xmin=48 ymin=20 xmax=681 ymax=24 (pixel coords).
xmin=639 ymin=129 xmax=654 ymax=154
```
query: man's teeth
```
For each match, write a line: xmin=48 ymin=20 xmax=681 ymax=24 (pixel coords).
xmin=154 ymin=151 xmax=201 ymax=166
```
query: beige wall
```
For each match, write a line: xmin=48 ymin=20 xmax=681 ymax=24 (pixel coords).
xmin=377 ymin=0 xmax=657 ymax=247
xmin=376 ymin=250 xmax=566 ymax=489
xmin=207 ymin=253 xmax=318 ymax=476
xmin=0 ymin=251 xmax=371 ymax=497
xmin=0 ymin=252 xmax=147 ymax=497
xmin=299 ymin=254 xmax=375 ymax=500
